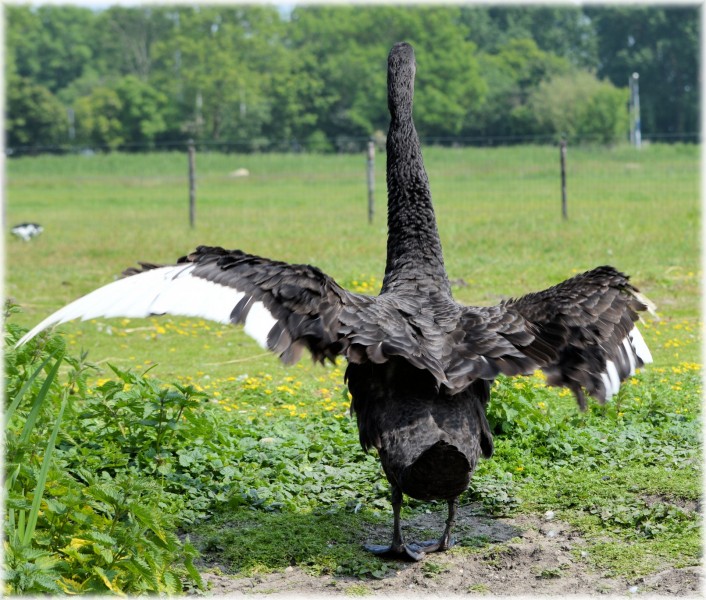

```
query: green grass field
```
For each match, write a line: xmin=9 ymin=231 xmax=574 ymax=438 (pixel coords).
xmin=5 ymin=144 xmax=701 ymax=593
xmin=6 ymin=143 xmax=700 ymax=381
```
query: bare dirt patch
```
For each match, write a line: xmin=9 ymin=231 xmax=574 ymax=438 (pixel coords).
xmin=195 ymin=505 xmax=702 ymax=597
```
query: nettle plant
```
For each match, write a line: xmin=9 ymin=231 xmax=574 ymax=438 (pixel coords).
xmin=4 ymin=304 xmax=204 ymax=595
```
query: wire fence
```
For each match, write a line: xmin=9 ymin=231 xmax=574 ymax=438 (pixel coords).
xmin=5 ymin=131 xmax=701 ymax=157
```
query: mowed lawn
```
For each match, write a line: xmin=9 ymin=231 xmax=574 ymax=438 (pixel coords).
xmin=6 ymin=144 xmax=699 ymax=383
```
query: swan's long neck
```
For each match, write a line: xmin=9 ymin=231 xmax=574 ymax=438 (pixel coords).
xmin=382 ymin=45 xmax=450 ymax=295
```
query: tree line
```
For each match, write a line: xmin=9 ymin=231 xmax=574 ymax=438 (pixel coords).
xmin=6 ymin=4 xmax=699 ymax=154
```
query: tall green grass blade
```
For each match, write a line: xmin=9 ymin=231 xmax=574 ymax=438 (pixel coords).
xmin=5 ymin=352 xmax=56 ymax=423
xmin=7 ymin=507 xmax=21 ymax=543
xmin=18 ymin=351 xmax=64 ymax=445
xmin=20 ymin=355 xmax=68 ymax=547
xmin=17 ymin=507 xmax=26 ymax=541
xmin=5 ymin=463 xmax=21 ymax=492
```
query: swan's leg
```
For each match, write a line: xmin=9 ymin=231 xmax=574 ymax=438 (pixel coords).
xmin=400 ymin=496 xmax=459 ymax=555
xmin=436 ymin=497 xmax=458 ymax=551
xmin=364 ymin=490 xmax=458 ymax=561
xmin=364 ymin=486 xmax=427 ymax=561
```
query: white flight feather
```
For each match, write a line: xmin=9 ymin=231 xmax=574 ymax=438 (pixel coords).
xmin=605 ymin=360 xmax=620 ymax=397
xmin=16 ymin=265 xmax=256 ymax=347
xmin=243 ymin=301 xmax=278 ymax=349
xmin=622 ymin=337 xmax=636 ymax=376
xmin=600 ymin=373 xmax=614 ymax=401
xmin=629 ymin=326 xmax=653 ymax=365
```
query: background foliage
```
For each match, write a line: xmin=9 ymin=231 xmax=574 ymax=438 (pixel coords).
xmin=5 ymin=5 xmax=699 ymax=153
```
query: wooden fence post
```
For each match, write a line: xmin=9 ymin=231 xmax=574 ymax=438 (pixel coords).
xmin=366 ymin=140 xmax=375 ymax=224
xmin=188 ymin=139 xmax=196 ymax=228
xmin=560 ymin=139 xmax=568 ymax=220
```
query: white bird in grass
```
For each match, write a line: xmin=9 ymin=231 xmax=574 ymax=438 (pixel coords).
xmin=11 ymin=222 xmax=43 ymax=241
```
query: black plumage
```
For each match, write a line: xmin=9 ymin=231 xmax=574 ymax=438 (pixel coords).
xmin=18 ymin=42 xmax=654 ymax=561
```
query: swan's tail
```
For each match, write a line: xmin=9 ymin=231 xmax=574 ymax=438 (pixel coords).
xmin=401 ymin=440 xmax=471 ymax=501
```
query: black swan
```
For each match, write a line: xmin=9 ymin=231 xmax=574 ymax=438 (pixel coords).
xmin=17 ymin=42 xmax=654 ymax=561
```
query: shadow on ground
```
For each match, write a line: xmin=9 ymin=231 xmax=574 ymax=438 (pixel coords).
xmin=188 ymin=504 xmax=702 ymax=596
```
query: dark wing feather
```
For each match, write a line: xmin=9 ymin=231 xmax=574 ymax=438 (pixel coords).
xmin=338 ymin=292 xmax=456 ymax=385
xmin=127 ymin=245 xmax=357 ymax=365
xmin=19 ymin=245 xmax=357 ymax=364
xmin=17 ymin=244 xmax=456 ymax=380
xmin=508 ymin=265 xmax=654 ymax=407
xmin=447 ymin=266 xmax=654 ymax=407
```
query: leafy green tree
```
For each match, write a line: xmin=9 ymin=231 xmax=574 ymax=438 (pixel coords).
xmin=587 ymin=7 xmax=698 ymax=137
xmin=74 ymin=87 xmax=124 ymax=150
xmin=4 ymin=4 xmax=697 ymax=151
xmin=528 ymin=71 xmax=628 ymax=144
xmin=8 ymin=5 xmax=96 ymax=94
xmin=114 ymin=76 xmax=169 ymax=148
xmin=468 ymin=38 xmax=570 ymax=139
xmin=6 ymin=78 xmax=67 ymax=152
xmin=285 ymin=6 xmax=485 ymax=145
xmin=460 ymin=7 xmax=598 ymax=69
xmin=92 ymin=7 xmax=175 ymax=80
xmin=582 ymin=85 xmax=631 ymax=144
xmin=151 ymin=6 xmax=284 ymax=147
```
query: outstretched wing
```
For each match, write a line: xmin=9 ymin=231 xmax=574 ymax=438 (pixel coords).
xmin=17 ymin=245 xmax=360 ymax=365
xmin=447 ymin=266 xmax=654 ymax=407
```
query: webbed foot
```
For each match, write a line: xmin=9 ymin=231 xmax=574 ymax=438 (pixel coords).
xmin=364 ymin=539 xmax=453 ymax=561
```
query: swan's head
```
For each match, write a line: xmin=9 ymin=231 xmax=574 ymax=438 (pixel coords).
xmin=388 ymin=42 xmax=416 ymax=117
